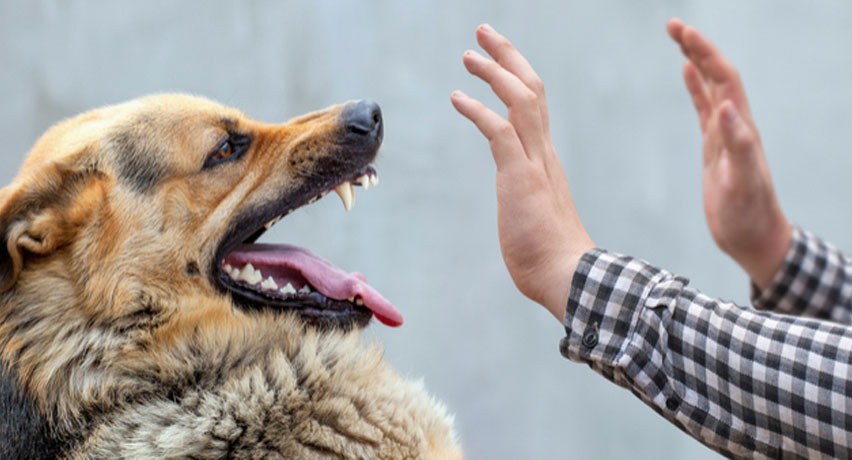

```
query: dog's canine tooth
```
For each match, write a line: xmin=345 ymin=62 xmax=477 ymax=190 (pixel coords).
xmin=355 ymin=298 xmax=364 ymax=306
xmin=348 ymin=296 xmax=355 ymax=302
xmin=280 ymin=282 xmax=297 ymax=295
xmin=298 ymin=285 xmax=311 ymax=294
xmin=224 ymin=264 xmax=233 ymax=273
xmin=369 ymin=174 xmax=379 ymax=187
xmin=334 ymin=182 xmax=355 ymax=212
xmin=261 ymin=276 xmax=279 ymax=291
xmin=357 ymin=174 xmax=370 ymax=190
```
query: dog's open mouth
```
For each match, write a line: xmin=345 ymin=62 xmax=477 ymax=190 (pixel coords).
xmin=214 ymin=166 xmax=402 ymax=330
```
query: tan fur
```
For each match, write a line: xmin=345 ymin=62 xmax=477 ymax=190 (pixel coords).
xmin=0 ymin=95 xmax=462 ymax=459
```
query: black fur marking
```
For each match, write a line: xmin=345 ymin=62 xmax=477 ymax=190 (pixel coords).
xmin=0 ymin=362 xmax=69 ymax=459
xmin=0 ymin=241 xmax=13 ymax=292
xmin=111 ymin=131 xmax=168 ymax=194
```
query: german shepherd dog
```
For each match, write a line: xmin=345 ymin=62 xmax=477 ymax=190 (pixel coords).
xmin=0 ymin=95 xmax=462 ymax=459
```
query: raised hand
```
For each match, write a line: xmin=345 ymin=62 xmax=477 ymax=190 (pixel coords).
xmin=667 ymin=18 xmax=791 ymax=289
xmin=452 ymin=24 xmax=594 ymax=321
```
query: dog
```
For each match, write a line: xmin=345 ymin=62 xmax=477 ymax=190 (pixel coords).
xmin=0 ymin=95 xmax=462 ymax=459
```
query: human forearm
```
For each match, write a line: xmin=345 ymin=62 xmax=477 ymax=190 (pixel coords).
xmin=563 ymin=249 xmax=852 ymax=459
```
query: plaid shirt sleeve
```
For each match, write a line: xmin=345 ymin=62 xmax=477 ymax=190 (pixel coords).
xmin=560 ymin=248 xmax=852 ymax=459
xmin=751 ymin=226 xmax=852 ymax=323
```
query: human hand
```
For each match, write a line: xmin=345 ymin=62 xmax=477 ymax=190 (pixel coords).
xmin=667 ymin=18 xmax=791 ymax=289
xmin=451 ymin=24 xmax=595 ymax=321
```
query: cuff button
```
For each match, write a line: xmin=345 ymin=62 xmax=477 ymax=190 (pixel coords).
xmin=581 ymin=327 xmax=599 ymax=349
xmin=666 ymin=397 xmax=680 ymax=411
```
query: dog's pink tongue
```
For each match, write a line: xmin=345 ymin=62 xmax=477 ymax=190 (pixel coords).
xmin=228 ymin=244 xmax=402 ymax=327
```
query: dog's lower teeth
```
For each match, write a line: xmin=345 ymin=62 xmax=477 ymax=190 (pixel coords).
xmin=235 ymin=263 xmax=263 ymax=285
xmin=261 ymin=276 xmax=279 ymax=291
xmin=355 ymin=298 xmax=364 ymax=306
xmin=280 ymin=283 xmax=297 ymax=295
xmin=298 ymin=285 xmax=312 ymax=294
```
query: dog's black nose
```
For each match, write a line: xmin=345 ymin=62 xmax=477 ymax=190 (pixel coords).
xmin=344 ymin=100 xmax=383 ymax=141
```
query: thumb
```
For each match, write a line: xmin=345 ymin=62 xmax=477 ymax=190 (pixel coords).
xmin=719 ymin=101 xmax=758 ymax=159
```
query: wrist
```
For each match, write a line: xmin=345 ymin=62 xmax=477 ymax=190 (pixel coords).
xmin=539 ymin=244 xmax=594 ymax=322
xmin=738 ymin=217 xmax=792 ymax=290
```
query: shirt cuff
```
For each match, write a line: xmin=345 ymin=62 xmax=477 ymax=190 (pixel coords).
xmin=750 ymin=226 xmax=849 ymax=319
xmin=559 ymin=248 xmax=667 ymax=367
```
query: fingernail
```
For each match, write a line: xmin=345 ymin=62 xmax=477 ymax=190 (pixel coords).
xmin=480 ymin=23 xmax=495 ymax=34
xmin=452 ymin=90 xmax=466 ymax=99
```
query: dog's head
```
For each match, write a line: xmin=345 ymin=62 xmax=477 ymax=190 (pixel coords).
xmin=0 ymin=94 xmax=401 ymax=338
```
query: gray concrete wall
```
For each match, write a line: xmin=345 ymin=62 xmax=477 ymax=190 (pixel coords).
xmin=2 ymin=1 xmax=852 ymax=458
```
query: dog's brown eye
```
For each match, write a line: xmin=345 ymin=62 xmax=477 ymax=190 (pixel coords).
xmin=216 ymin=141 xmax=233 ymax=159
xmin=203 ymin=134 xmax=251 ymax=170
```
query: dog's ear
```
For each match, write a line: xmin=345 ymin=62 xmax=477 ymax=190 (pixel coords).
xmin=0 ymin=161 xmax=104 ymax=293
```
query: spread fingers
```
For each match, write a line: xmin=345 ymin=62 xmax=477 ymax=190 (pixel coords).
xmin=475 ymin=24 xmax=549 ymax=127
xmin=463 ymin=50 xmax=549 ymax=159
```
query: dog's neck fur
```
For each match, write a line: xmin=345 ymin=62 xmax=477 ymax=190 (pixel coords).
xmin=0 ymin=270 xmax=462 ymax=459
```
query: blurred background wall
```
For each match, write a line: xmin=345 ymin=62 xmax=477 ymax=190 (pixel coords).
xmin=2 ymin=1 xmax=852 ymax=458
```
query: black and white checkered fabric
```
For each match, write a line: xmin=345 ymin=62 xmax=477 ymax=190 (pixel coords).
xmin=560 ymin=227 xmax=852 ymax=459
xmin=752 ymin=227 xmax=852 ymax=323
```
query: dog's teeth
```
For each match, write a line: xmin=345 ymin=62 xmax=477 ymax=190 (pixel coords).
xmin=280 ymin=283 xmax=297 ymax=295
xmin=355 ymin=297 xmax=364 ymax=306
xmin=234 ymin=265 xmax=250 ymax=282
xmin=348 ymin=296 xmax=355 ymax=302
xmin=334 ymin=182 xmax=355 ymax=212
xmin=369 ymin=174 xmax=379 ymax=187
xmin=261 ymin=276 xmax=279 ymax=291
xmin=250 ymin=267 xmax=264 ymax=285
xmin=264 ymin=216 xmax=282 ymax=230
xmin=357 ymin=174 xmax=370 ymax=190
xmin=224 ymin=264 xmax=233 ymax=273
xmin=237 ymin=264 xmax=263 ymax=285
xmin=298 ymin=285 xmax=312 ymax=294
